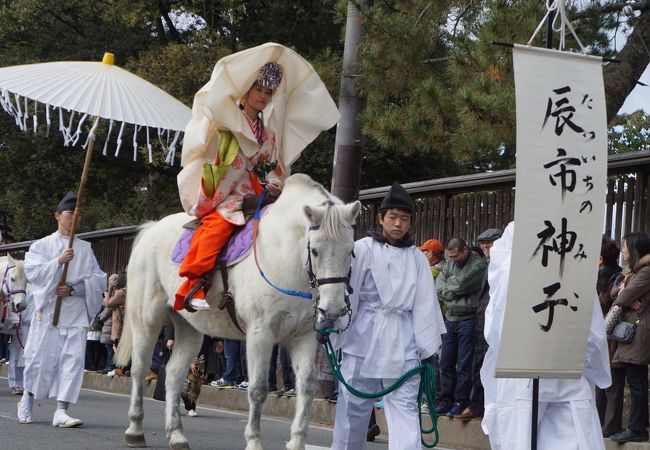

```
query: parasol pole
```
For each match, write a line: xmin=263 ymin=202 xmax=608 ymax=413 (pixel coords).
xmin=52 ymin=116 xmax=100 ymax=326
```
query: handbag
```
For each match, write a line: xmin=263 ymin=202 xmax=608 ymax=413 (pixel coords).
xmin=609 ymin=320 xmax=637 ymax=343
xmin=604 ymin=305 xmax=623 ymax=335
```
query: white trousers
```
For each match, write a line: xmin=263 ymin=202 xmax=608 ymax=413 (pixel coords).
xmin=23 ymin=324 xmax=86 ymax=403
xmin=486 ymin=397 xmax=605 ymax=450
xmin=331 ymin=353 xmax=421 ymax=450
xmin=7 ymin=324 xmax=29 ymax=388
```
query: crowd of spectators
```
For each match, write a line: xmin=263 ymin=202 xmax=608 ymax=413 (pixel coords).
xmin=7 ymin=222 xmax=650 ymax=444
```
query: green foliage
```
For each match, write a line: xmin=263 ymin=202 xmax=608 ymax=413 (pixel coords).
xmin=608 ymin=110 xmax=650 ymax=154
xmin=0 ymin=0 xmax=648 ymax=241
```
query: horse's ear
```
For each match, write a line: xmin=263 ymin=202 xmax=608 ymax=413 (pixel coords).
xmin=6 ymin=253 xmax=15 ymax=264
xmin=304 ymin=205 xmax=324 ymax=225
xmin=345 ymin=201 xmax=361 ymax=223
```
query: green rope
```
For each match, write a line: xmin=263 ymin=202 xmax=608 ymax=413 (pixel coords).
xmin=320 ymin=330 xmax=439 ymax=448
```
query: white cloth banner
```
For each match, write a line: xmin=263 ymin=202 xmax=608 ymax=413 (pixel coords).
xmin=495 ymin=45 xmax=607 ymax=379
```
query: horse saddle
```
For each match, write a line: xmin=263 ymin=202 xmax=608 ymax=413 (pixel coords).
xmin=171 ymin=194 xmax=275 ymax=332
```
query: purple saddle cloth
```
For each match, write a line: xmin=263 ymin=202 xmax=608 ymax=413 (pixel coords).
xmin=171 ymin=206 xmax=269 ymax=267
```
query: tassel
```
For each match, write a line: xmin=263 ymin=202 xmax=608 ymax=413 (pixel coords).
xmin=146 ymin=127 xmax=152 ymax=163
xmin=115 ymin=121 xmax=125 ymax=157
xmin=46 ymin=104 xmax=51 ymax=137
xmin=102 ymin=120 xmax=114 ymax=156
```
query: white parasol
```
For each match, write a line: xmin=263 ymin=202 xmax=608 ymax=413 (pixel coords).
xmin=179 ymin=42 xmax=340 ymax=213
xmin=0 ymin=52 xmax=192 ymax=325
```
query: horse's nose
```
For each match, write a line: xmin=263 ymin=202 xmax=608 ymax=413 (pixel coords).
xmin=317 ymin=307 xmax=338 ymax=322
xmin=14 ymin=301 xmax=26 ymax=312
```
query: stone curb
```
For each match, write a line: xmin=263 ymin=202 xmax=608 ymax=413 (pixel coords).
xmin=2 ymin=365 xmax=649 ymax=449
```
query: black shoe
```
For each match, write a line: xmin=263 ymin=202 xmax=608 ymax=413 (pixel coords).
xmin=602 ymin=429 xmax=621 ymax=438
xmin=367 ymin=424 xmax=380 ymax=442
xmin=610 ymin=428 xmax=649 ymax=443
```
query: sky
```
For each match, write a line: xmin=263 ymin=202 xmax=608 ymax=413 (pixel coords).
xmin=620 ymin=65 xmax=650 ymax=114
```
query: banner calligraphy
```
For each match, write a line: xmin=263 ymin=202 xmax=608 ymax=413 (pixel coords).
xmin=495 ymin=45 xmax=607 ymax=379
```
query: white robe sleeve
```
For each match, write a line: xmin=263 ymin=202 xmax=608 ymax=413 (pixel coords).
xmin=412 ymin=249 xmax=446 ymax=360
xmin=80 ymin=251 xmax=107 ymax=323
xmin=24 ymin=238 xmax=62 ymax=312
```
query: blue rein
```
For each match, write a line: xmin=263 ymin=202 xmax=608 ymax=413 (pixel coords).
xmin=252 ymin=189 xmax=313 ymax=300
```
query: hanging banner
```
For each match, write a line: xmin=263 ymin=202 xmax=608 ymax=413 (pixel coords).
xmin=495 ymin=45 xmax=607 ymax=379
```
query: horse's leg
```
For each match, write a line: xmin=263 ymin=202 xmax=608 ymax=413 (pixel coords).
xmin=285 ymin=333 xmax=318 ymax=450
xmin=124 ymin=286 xmax=167 ymax=447
xmin=244 ymin=325 xmax=274 ymax=450
xmin=165 ymin=314 xmax=203 ymax=450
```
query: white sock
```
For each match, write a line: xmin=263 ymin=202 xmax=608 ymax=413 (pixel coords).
xmin=21 ymin=391 xmax=33 ymax=410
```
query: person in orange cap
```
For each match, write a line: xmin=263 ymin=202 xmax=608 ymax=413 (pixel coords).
xmin=418 ymin=239 xmax=445 ymax=278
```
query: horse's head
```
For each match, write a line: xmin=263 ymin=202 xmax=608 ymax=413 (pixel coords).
xmin=303 ymin=200 xmax=361 ymax=323
xmin=1 ymin=255 xmax=27 ymax=314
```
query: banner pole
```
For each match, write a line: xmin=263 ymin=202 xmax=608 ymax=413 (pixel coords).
xmin=530 ymin=5 xmax=553 ymax=449
xmin=531 ymin=378 xmax=539 ymax=450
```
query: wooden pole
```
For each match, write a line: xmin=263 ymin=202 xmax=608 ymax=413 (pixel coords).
xmin=52 ymin=120 xmax=97 ymax=326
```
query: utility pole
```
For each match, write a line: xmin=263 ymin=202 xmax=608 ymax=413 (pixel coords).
xmin=331 ymin=1 xmax=372 ymax=203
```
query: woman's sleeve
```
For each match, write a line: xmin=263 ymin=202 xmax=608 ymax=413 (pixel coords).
xmin=614 ymin=268 xmax=650 ymax=308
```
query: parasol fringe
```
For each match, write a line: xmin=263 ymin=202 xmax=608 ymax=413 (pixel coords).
xmin=146 ymin=126 xmax=152 ymax=163
xmin=33 ymin=101 xmax=38 ymax=133
xmin=168 ymin=130 xmax=180 ymax=166
xmin=45 ymin=104 xmax=51 ymax=137
xmin=0 ymin=94 xmax=184 ymax=163
xmin=115 ymin=121 xmax=125 ymax=157
xmin=72 ymin=113 xmax=88 ymax=147
xmin=23 ymin=96 xmax=28 ymax=131
xmin=102 ymin=119 xmax=114 ymax=156
xmin=132 ymin=124 xmax=141 ymax=162
xmin=14 ymin=94 xmax=24 ymax=131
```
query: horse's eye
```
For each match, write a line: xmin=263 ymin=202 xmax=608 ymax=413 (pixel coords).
xmin=311 ymin=249 xmax=319 ymax=257
xmin=10 ymin=277 xmax=15 ymax=282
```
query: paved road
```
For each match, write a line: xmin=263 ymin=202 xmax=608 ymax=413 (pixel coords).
xmin=0 ymin=377 xmax=392 ymax=450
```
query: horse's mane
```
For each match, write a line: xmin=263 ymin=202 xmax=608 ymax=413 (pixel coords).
xmin=282 ymin=174 xmax=348 ymax=241
xmin=0 ymin=256 xmax=24 ymax=276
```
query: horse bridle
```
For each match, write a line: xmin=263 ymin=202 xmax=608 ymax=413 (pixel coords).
xmin=306 ymin=223 xmax=354 ymax=333
xmin=1 ymin=264 xmax=26 ymax=321
xmin=252 ymin=195 xmax=354 ymax=333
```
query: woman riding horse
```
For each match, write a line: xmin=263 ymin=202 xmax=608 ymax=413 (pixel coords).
xmin=176 ymin=62 xmax=285 ymax=312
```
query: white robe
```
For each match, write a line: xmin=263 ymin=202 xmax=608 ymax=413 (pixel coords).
xmin=331 ymin=237 xmax=446 ymax=450
xmin=480 ymin=222 xmax=611 ymax=450
xmin=332 ymin=237 xmax=446 ymax=377
xmin=22 ymin=232 xmax=106 ymax=403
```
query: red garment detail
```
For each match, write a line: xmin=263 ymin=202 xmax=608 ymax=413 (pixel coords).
xmin=174 ymin=211 xmax=236 ymax=310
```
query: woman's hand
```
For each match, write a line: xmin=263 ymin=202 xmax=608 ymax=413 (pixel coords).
xmin=267 ymin=179 xmax=283 ymax=196
xmin=631 ymin=300 xmax=642 ymax=311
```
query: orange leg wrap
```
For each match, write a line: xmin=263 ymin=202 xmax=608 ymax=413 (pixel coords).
xmin=174 ymin=211 xmax=236 ymax=310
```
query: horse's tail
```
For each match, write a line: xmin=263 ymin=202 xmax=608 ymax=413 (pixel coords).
xmin=115 ymin=310 xmax=133 ymax=366
xmin=114 ymin=221 xmax=155 ymax=367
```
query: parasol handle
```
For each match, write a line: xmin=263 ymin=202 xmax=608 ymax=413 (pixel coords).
xmin=52 ymin=118 xmax=98 ymax=326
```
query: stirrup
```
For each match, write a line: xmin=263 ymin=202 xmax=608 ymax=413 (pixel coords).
xmin=183 ymin=280 xmax=205 ymax=313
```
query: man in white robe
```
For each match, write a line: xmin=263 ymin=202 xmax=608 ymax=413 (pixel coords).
xmin=17 ymin=192 xmax=106 ymax=427
xmin=480 ymin=222 xmax=611 ymax=450
xmin=330 ymin=182 xmax=446 ymax=450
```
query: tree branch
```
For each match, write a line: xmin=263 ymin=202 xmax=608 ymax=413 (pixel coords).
xmin=573 ymin=1 xmax=650 ymax=20
xmin=158 ymin=0 xmax=183 ymax=43
xmin=604 ymin=9 xmax=650 ymax=121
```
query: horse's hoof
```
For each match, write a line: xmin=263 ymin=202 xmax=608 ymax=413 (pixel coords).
xmin=124 ymin=432 xmax=147 ymax=448
xmin=285 ymin=439 xmax=305 ymax=450
xmin=169 ymin=430 xmax=190 ymax=449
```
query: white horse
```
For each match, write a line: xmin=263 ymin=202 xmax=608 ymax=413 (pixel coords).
xmin=116 ymin=174 xmax=361 ymax=450
xmin=0 ymin=255 xmax=28 ymax=325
